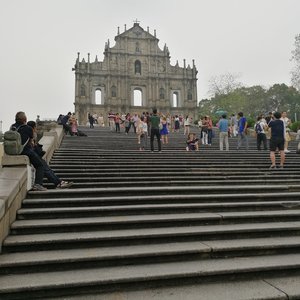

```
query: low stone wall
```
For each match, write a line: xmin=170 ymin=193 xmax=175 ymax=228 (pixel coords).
xmin=0 ymin=159 xmax=29 ymax=252
xmin=39 ymin=125 xmax=64 ymax=164
xmin=0 ymin=125 xmax=64 ymax=251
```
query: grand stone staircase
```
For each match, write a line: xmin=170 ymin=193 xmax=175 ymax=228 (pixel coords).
xmin=0 ymin=127 xmax=300 ymax=299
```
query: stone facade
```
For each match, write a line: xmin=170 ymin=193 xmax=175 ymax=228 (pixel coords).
xmin=73 ymin=22 xmax=198 ymax=125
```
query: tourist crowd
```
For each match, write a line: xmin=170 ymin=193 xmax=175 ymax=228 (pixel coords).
xmin=8 ymin=109 xmax=298 ymax=193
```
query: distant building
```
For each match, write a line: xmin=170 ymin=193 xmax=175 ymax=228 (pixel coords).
xmin=73 ymin=22 xmax=198 ymax=125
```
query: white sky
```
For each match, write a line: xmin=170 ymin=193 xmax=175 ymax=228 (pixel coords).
xmin=0 ymin=0 xmax=299 ymax=131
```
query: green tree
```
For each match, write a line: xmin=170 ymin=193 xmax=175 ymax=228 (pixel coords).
xmin=266 ymin=84 xmax=300 ymax=120
xmin=198 ymin=83 xmax=300 ymax=121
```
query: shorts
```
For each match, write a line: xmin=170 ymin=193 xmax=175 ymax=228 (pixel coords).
xmin=269 ymin=137 xmax=284 ymax=152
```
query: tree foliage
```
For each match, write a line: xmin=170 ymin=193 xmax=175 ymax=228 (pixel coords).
xmin=199 ymin=83 xmax=300 ymax=122
xmin=291 ymin=34 xmax=300 ymax=91
xmin=208 ymin=72 xmax=243 ymax=97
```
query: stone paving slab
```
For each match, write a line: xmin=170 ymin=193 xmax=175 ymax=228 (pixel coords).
xmin=203 ymin=236 xmax=300 ymax=252
xmin=220 ymin=210 xmax=300 ymax=219
xmin=265 ymin=275 xmax=300 ymax=300
xmin=46 ymin=280 xmax=288 ymax=300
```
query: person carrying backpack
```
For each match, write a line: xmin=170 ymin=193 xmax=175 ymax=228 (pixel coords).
xmin=254 ymin=115 xmax=267 ymax=151
xmin=10 ymin=111 xmax=73 ymax=191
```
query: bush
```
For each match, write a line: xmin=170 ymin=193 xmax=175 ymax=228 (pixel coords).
xmin=247 ymin=117 xmax=255 ymax=128
xmin=289 ymin=121 xmax=300 ymax=132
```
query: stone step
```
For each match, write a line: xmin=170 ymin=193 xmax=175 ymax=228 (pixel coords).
xmin=57 ymin=173 xmax=300 ymax=179
xmin=52 ymin=171 xmax=300 ymax=179
xmin=13 ymin=209 xmax=300 ymax=227
xmin=21 ymin=198 xmax=300 ymax=213
xmin=48 ymin=158 xmax=300 ymax=165
xmin=24 ymin=191 xmax=300 ymax=205
xmin=49 ymin=155 xmax=299 ymax=161
xmin=53 ymin=153 xmax=299 ymax=159
xmin=1 ymin=126 xmax=299 ymax=299
xmin=51 ymin=152 xmax=274 ymax=156
xmin=43 ymin=179 xmax=300 ymax=189
xmin=0 ymin=254 xmax=300 ymax=299
xmin=24 ymin=185 xmax=299 ymax=199
xmin=48 ymin=166 xmax=281 ymax=173
xmin=1 ymin=237 xmax=300 ymax=274
xmin=49 ymin=167 xmax=300 ymax=175
xmin=49 ymin=173 xmax=300 ymax=184
xmin=3 ymin=222 xmax=300 ymax=252
xmin=41 ymin=276 xmax=300 ymax=300
xmin=50 ymin=158 xmax=276 ymax=164
xmin=45 ymin=174 xmax=300 ymax=182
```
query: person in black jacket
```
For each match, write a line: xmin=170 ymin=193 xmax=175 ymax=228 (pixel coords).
xmin=268 ymin=111 xmax=285 ymax=169
xmin=11 ymin=112 xmax=73 ymax=191
xmin=61 ymin=112 xmax=73 ymax=135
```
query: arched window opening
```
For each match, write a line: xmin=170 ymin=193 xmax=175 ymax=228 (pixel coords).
xmin=111 ymin=86 xmax=117 ymax=97
xmin=95 ymin=89 xmax=102 ymax=105
xmin=159 ymin=88 xmax=165 ymax=100
xmin=172 ymin=92 xmax=179 ymax=107
xmin=135 ymin=60 xmax=141 ymax=74
xmin=188 ymin=90 xmax=192 ymax=100
xmin=134 ymin=89 xmax=142 ymax=106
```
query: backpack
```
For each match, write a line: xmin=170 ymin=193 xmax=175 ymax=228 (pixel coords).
xmin=3 ymin=125 xmax=29 ymax=155
xmin=255 ymin=122 xmax=263 ymax=134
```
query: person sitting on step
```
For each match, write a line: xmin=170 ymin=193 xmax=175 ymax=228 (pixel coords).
xmin=10 ymin=112 xmax=73 ymax=191
xmin=186 ymin=133 xmax=199 ymax=151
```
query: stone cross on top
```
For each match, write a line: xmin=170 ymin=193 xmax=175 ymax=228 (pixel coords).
xmin=133 ymin=19 xmax=140 ymax=24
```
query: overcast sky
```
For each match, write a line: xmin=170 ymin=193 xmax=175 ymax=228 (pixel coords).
xmin=0 ymin=0 xmax=299 ymax=131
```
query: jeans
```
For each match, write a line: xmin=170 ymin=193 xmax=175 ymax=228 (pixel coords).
xmin=257 ymin=133 xmax=267 ymax=150
xmin=207 ymin=129 xmax=213 ymax=145
xmin=23 ymin=148 xmax=61 ymax=186
xmin=150 ymin=128 xmax=161 ymax=151
xmin=42 ymin=159 xmax=61 ymax=186
xmin=23 ymin=148 xmax=45 ymax=185
xmin=63 ymin=124 xmax=73 ymax=135
xmin=140 ymin=134 xmax=147 ymax=149
xmin=237 ymin=132 xmax=249 ymax=150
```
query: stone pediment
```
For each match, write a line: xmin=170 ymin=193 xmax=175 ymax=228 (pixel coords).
xmin=117 ymin=23 xmax=157 ymax=41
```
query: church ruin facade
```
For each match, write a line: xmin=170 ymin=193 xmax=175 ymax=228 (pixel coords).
xmin=73 ymin=22 xmax=198 ymax=125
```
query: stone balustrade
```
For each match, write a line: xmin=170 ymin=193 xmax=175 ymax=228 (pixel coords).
xmin=0 ymin=124 xmax=64 ymax=251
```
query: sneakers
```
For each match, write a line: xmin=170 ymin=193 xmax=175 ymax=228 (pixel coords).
xmin=31 ymin=184 xmax=47 ymax=191
xmin=269 ymin=165 xmax=276 ymax=170
xmin=57 ymin=181 xmax=73 ymax=189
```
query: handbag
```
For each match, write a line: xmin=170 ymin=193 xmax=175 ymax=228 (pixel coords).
xmin=285 ymin=132 xmax=291 ymax=142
